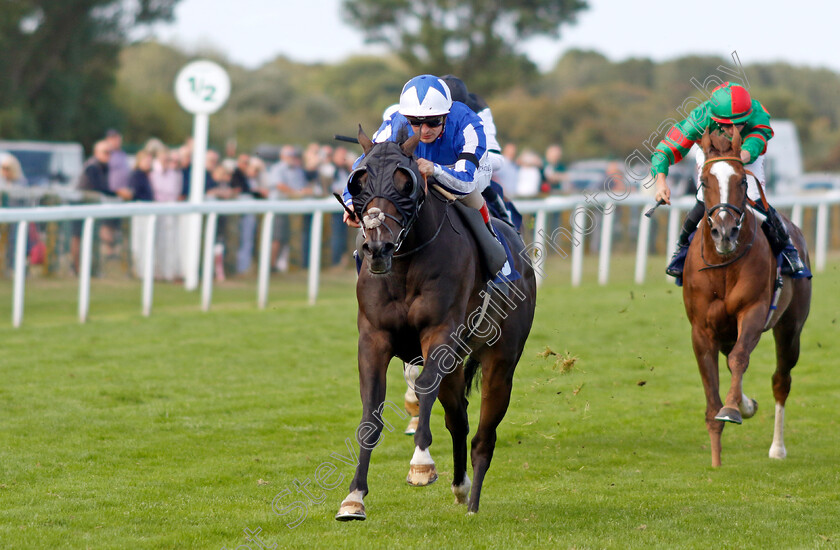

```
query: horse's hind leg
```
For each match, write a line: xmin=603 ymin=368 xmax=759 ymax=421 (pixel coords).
xmin=769 ymin=316 xmax=804 ymax=459
xmin=468 ymin=356 xmax=515 ymax=514
xmin=437 ymin=364 xmax=470 ymax=504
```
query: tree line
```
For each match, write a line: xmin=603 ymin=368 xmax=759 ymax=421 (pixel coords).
xmin=2 ymin=1 xmax=839 ymax=171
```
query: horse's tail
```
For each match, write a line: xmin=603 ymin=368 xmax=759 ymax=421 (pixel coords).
xmin=464 ymin=356 xmax=481 ymax=397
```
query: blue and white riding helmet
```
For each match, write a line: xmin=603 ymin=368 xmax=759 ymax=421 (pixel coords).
xmin=398 ymin=75 xmax=452 ymax=117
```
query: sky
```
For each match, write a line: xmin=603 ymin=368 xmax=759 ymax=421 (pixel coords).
xmin=146 ymin=0 xmax=840 ymax=74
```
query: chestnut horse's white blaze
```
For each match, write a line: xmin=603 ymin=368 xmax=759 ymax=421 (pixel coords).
xmin=710 ymin=162 xmax=735 ymax=203
xmin=769 ymin=403 xmax=787 ymax=459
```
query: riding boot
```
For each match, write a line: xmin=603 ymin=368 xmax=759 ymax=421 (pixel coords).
xmin=761 ymin=206 xmax=807 ymax=276
xmin=666 ymin=200 xmax=705 ymax=277
xmin=481 ymin=185 xmax=514 ymax=226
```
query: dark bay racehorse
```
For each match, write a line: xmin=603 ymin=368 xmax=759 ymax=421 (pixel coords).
xmin=683 ymin=129 xmax=811 ymax=467
xmin=335 ymin=128 xmax=536 ymax=519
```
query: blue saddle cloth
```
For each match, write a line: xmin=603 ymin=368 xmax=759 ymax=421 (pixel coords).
xmin=492 ymin=228 xmax=522 ymax=284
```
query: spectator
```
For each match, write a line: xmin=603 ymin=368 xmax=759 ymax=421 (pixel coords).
xmin=514 ymin=149 xmax=543 ymax=198
xmin=495 ymin=143 xmax=518 ymax=199
xmin=106 ymin=129 xmax=131 ymax=195
xmin=181 ymin=148 xmax=220 ymax=200
xmin=127 ymin=150 xmax=154 ymax=202
xmin=234 ymin=155 xmax=267 ymax=274
xmin=78 ymin=140 xmax=114 ymax=197
xmin=300 ymin=143 xmax=325 ymax=268
xmin=0 ymin=153 xmax=26 ymax=186
xmin=76 ymin=140 xmax=126 ymax=262
xmin=543 ymin=144 xmax=567 ymax=194
xmin=267 ymin=145 xmax=308 ymax=272
xmin=230 ymin=153 xmax=253 ymax=198
xmin=328 ymin=146 xmax=353 ymax=269
xmin=150 ymin=149 xmax=183 ymax=281
xmin=127 ymin=149 xmax=155 ymax=276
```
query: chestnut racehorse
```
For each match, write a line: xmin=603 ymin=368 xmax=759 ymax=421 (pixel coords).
xmin=683 ymin=129 xmax=811 ymax=467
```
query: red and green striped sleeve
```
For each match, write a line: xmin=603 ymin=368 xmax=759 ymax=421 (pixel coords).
xmin=741 ymin=100 xmax=773 ymax=163
xmin=650 ymin=104 xmax=711 ymax=177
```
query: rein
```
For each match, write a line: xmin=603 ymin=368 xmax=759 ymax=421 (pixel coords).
xmin=393 ymin=189 xmax=452 ymax=259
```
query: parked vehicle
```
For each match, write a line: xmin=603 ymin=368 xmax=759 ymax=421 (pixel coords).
xmin=0 ymin=140 xmax=84 ymax=186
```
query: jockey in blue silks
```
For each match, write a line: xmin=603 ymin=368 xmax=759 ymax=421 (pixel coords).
xmin=342 ymin=74 xmax=498 ymax=237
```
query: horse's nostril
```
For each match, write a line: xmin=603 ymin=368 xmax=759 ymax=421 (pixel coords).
xmin=711 ymin=227 xmax=720 ymax=238
xmin=730 ymin=227 xmax=740 ymax=239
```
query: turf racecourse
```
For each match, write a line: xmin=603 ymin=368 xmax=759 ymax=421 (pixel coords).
xmin=1 ymin=255 xmax=838 ymax=549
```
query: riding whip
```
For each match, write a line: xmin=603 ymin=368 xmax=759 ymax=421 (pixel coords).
xmin=645 ymin=199 xmax=666 ymax=218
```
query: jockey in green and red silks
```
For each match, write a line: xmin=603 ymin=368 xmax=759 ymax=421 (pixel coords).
xmin=651 ymin=82 xmax=774 ymax=179
xmin=652 ymin=81 xmax=807 ymax=279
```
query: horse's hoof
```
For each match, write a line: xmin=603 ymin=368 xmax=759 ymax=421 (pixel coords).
xmin=404 ymin=416 xmax=419 ymax=436
xmin=739 ymin=397 xmax=758 ymax=419
xmin=715 ymin=407 xmax=742 ymax=424
xmin=452 ymin=478 xmax=471 ymax=505
xmin=406 ymin=463 xmax=438 ymax=486
xmin=335 ymin=499 xmax=366 ymax=521
xmin=769 ymin=444 xmax=787 ymax=459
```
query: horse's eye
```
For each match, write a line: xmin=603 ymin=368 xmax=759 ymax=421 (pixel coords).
xmin=395 ymin=167 xmax=416 ymax=196
xmin=347 ymin=169 xmax=367 ymax=196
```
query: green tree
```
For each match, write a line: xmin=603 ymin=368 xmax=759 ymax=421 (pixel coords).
xmin=342 ymin=0 xmax=587 ymax=94
xmin=0 ymin=0 xmax=179 ymax=147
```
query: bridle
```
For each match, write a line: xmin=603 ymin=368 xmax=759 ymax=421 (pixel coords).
xmin=348 ymin=141 xmax=449 ymax=257
xmin=699 ymin=155 xmax=755 ymax=271
xmin=702 ymin=156 xmax=747 ymax=232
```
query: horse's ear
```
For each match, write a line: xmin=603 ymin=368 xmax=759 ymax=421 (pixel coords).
xmin=731 ymin=125 xmax=742 ymax=155
xmin=401 ymin=132 xmax=421 ymax=157
xmin=700 ymin=129 xmax=712 ymax=155
xmin=358 ymin=124 xmax=373 ymax=155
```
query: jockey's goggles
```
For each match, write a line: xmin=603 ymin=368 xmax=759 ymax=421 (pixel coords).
xmin=405 ymin=115 xmax=445 ymax=128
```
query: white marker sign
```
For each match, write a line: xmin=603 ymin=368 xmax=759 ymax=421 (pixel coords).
xmin=175 ymin=60 xmax=231 ymax=115
xmin=174 ymin=60 xmax=230 ymax=291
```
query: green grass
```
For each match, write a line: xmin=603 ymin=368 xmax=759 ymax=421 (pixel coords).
xmin=1 ymin=256 xmax=839 ymax=549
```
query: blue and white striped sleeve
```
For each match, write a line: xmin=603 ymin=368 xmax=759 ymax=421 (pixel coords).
xmin=433 ymin=116 xmax=486 ymax=196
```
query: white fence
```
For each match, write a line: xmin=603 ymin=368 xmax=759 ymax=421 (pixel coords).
xmin=1 ymin=191 xmax=838 ymax=327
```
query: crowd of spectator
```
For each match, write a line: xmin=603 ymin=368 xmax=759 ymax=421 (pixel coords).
xmin=67 ymin=130 xmax=357 ymax=280
xmin=2 ymin=129 xmax=645 ymax=279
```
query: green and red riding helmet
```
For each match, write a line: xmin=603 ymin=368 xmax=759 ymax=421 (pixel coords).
xmin=709 ymin=82 xmax=753 ymax=124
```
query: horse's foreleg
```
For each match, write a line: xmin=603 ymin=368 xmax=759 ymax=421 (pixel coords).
xmin=437 ymin=363 xmax=470 ymax=504
xmin=769 ymin=315 xmax=804 ymax=459
xmin=719 ymin=306 xmax=766 ymax=424
xmin=336 ymin=329 xmax=392 ymax=522
xmin=692 ymin=326 xmax=723 ymax=467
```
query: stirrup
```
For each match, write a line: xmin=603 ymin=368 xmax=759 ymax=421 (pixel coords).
xmin=666 ymin=242 xmax=689 ymax=278
xmin=780 ymin=245 xmax=806 ymax=276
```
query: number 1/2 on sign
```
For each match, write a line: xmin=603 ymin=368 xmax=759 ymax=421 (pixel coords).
xmin=187 ymin=77 xmax=217 ymax=102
